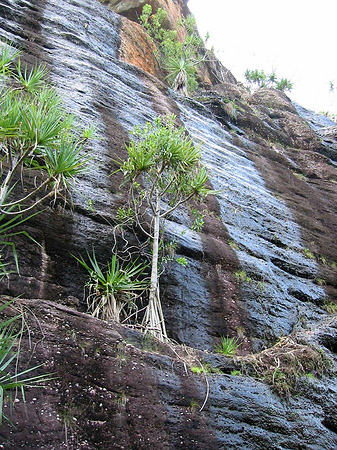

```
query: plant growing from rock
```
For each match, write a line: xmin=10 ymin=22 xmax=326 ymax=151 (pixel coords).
xmin=190 ymin=208 xmax=205 ymax=232
xmin=190 ymin=364 xmax=222 ymax=374
xmin=0 ymin=208 xmax=38 ymax=277
xmin=239 ymin=336 xmax=333 ymax=398
xmin=139 ymin=4 xmax=205 ymax=94
xmin=117 ymin=115 xmax=216 ymax=340
xmin=0 ymin=299 xmax=54 ymax=423
xmin=74 ymin=248 xmax=148 ymax=323
xmin=214 ymin=336 xmax=241 ymax=356
xmin=244 ymin=69 xmax=293 ymax=92
xmin=0 ymin=40 xmax=92 ymax=276
xmin=0 ymin=41 xmax=90 ymax=421
xmin=0 ymin=42 xmax=90 ymax=214
xmin=322 ymin=300 xmax=337 ymax=314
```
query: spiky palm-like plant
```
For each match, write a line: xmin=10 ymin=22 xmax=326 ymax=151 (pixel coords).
xmin=214 ymin=336 xmax=241 ymax=356
xmin=75 ymin=249 xmax=149 ymax=323
xmin=164 ymin=56 xmax=197 ymax=95
xmin=119 ymin=115 xmax=216 ymax=340
xmin=0 ymin=40 xmax=91 ymax=217
xmin=0 ymin=300 xmax=54 ymax=423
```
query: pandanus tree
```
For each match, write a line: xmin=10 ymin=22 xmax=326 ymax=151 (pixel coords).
xmin=0 ymin=41 xmax=91 ymax=214
xmin=119 ymin=115 xmax=216 ymax=340
xmin=0 ymin=41 xmax=90 ymax=422
xmin=0 ymin=40 xmax=92 ymax=274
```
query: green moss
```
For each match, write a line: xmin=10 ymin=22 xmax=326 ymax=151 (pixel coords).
xmin=228 ymin=239 xmax=239 ymax=250
xmin=190 ymin=364 xmax=223 ymax=375
xmin=303 ymin=248 xmax=315 ymax=259
xmin=235 ymin=270 xmax=252 ymax=283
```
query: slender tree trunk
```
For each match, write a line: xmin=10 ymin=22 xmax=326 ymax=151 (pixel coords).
xmin=0 ymin=154 xmax=19 ymax=206
xmin=143 ymin=190 xmax=167 ymax=340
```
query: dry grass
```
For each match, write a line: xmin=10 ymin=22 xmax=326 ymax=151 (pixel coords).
xmin=239 ymin=336 xmax=333 ymax=398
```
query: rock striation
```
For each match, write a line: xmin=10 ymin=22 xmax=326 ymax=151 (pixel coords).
xmin=0 ymin=0 xmax=336 ymax=448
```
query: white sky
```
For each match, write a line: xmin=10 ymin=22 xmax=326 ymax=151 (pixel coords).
xmin=188 ymin=0 xmax=337 ymax=114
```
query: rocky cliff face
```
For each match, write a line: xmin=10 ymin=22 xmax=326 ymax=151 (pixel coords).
xmin=0 ymin=0 xmax=336 ymax=448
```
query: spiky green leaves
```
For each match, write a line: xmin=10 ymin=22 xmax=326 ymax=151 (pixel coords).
xmin=0 ymin=41 xmax=21 ymax=76
xmin=214 ymin=336 xmax=241 ymax=356
xmin=122 ymin=115 xmax=208 ymax=198
xmin=0 ymin=207 xmax=38 ymax=277
xmin=15 ymin=60 xmax=48 ymax=93
xmin=121 ymin=115 xmax=217 ymax=215
xmin=244 ymin=69 xmax=293 ymax=92
xmin=164 ymin=56 xmax=198 ymax=93
xmin=0 ymin=40 xmax=91 ymax=213
xmin=74 ymin=249 xmax=149 ymax=322
xmin=0 ymin=300 xmax=54 ymax=424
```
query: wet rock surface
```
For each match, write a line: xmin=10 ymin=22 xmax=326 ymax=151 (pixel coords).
xmin=0 ymin=0 xmax=336 ymax=448
xmin=294 ymin=102 xmax=337 ymax=161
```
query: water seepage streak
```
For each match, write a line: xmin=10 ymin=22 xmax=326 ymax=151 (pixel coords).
xmin=177 ymin=98 xmax=325 ymax=348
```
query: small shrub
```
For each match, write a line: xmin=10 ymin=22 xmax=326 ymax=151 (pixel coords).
xmin=322 ymin=300 xmax=337 ymax=314
xmin=234 ymin=270 xmax=252 ymax=283
xmin=189 ymin=399 xmax=200 ymax=411
xmin=86 ymin=199 xmax=95 ymax=212
xmin=240 ymin=336 xmax=333 ymax=398
xmin=191 ymin=365 xmax=205 ymax=374
xmin=190 ymin=208 xmax=205 ymax=232
xmin=214 ymin=336 xmax=241 ymax=356
xmin=305 ymin=372 xmax=315 ymax=379
xmin=116 ymin=206 xmax=135 ymax=226
xmin=228 ymin=239 xmax=239 ymax=250
xmin=303 ymin=248 xmax=315 ymax=259
xmin=190 ymin=364 xmax=222 ymax=374
xmin=257 ymin=280 xmax=265 ymax=291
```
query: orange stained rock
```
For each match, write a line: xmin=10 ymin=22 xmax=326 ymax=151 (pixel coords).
xmin=157 ymin=0 xmax=187 ymax=41
xmin=119 ymin=17 xmax=162 ymax=77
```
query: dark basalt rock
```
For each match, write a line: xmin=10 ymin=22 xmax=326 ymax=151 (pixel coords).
xmin=0 ymin=299 xmax=336 ymax=450
xmin=0 ymin=0 xmax=336 ymax=448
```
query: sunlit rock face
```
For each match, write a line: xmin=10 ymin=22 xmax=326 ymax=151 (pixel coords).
xmin=100 ymin=0 xmax=188 ymax=39
xmin=119 ymin=16 xmax=161 ymax=76
xmin=0 ymin=0 xmax=336 ymax=448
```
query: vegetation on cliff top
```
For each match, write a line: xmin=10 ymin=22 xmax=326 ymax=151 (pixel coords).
xmin=244 ymin=68 xmax=293 ymax=93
